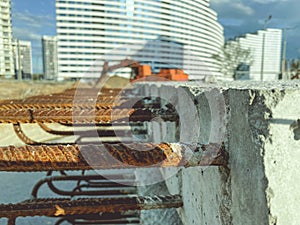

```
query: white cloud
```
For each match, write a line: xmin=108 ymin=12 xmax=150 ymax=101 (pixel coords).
xmin=13 ymin=27 xmax=41 ymax=42
xmin=11 ymin=9 xmax=56 ymax=73
xmin=12 ymin=11 xmax=54 ymax=29
xmin=252 ymin=0 xmax=288 ymax=3
xmin=211 ymin=0 xmax=300 ymax=58
xmin=234 ymin=3 xmax=254 ymax=15
xmin=211 ymin=0 xmax=254 ymax=17
xmin=211 ymin=0 xmax=254 ymax=15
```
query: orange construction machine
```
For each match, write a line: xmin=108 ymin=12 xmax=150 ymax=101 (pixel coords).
xmin=96 ymin=59 xmax=188 ymax=86
xmin=129 ymin=62 xmax=188 ymax=82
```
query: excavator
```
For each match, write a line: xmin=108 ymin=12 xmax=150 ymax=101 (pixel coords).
xmin=128 ymin=61 xmax=189 ymax=82
xmin=96 ymin=59 xmax=188 ymax=86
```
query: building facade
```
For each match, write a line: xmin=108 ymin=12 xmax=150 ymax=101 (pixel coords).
xmin=231 ymin=28 xmax=282 ymax=81
xmin=56 ymin=0 xmax=224 ymax=80
xmin=12 ymin=39 xmax=33 ymax=79
xmin=42 ymin=36 xmax=58 ymax=80
xmin=0 ymin=0 xmax=14 ymax=78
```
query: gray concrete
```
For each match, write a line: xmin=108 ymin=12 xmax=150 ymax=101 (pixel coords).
xmin=134 ymin=81 xmax=300 ymax=225
xmin=137 ymin=178 xmax=183 ymax=225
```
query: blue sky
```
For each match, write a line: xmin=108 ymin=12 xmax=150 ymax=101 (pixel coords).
xmin=210 ymin=0 xmax=300 ymax=57
xmin=11 ymin=0 xmax=300 ymax=73
xmin=11 ymin=0 xmax=56 ymax=73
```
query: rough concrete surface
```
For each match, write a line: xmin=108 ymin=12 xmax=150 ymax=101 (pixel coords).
xmin=263 ymin=89 xmax=300 ymax=225
xmin=137 ymin=169 xmax=183 ymax=225
xmin=226 ymin=85 xmax=300 ymax=225
xmin=135 ymin=81 xmax=300 ymax=225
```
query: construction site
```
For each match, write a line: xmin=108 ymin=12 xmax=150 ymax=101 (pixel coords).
xmin=0 ymin=68 xmax=299 ymax=225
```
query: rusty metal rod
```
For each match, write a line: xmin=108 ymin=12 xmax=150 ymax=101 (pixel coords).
xmin=59 ymin=122 xmax=144 ymax=127
xmin=55 ymin=215 xmax=140 ymax=225
xmin=0 ymin=143 xmax=227 ymax=172
xmin=0 ymin=96 xmax=125 ymax=104
xmin=14 ymin=122 xmax=145 ymax=145
xmin=55 ymin=211 xmax=140 ymax=223
xmin=38 ymin=123 xmax=147 ymax=137
xmin=31 ymin=174 xmax=137 ymax=198
xmin=0 ymin=88 xmax=128 ymax=106
xmin=13 ymin=123 xmax=39 ymax=145
xmin=13 ymin=123 xmax=78 ymax=146
xmin=0 ymin=88 xmax=127 ymax=102
xmin=7 ymin=218 xmax=16 ymax=225
xmin=0 ymin=108 xmax=177 ymax=124
xmin=0 ymin=108 xmax=133 ymax=124
xmin=0 ymin=195 xmax=182 ymax=218
xmin=0 ymin=97 xmax=160 ymax=110
xmin=46 ymin=181 xmax=136 ymax=197
xmin=0 ymin=103 xmax=114 ymax=110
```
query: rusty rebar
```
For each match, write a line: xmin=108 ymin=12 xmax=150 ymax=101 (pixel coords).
xmin=54 ymin=212 xmax=140 ymax=225
xmin=13 ymin=123 xmax=39 ymax=145
xmin=0 ymin=86 xmax=125 ymax=105
xmin=0 ymin=98 xmax=127 ymax=110
xmin=0 ymin=102 xmax=114 ymax=110
xmin=31 ymin=174 xmax=137 ymax=198
xmin=38 ymin=122 xmax=142 ymax=137
xmin=0 ymin=108 xmax=134 ymax=124
xmin=0 ymin=108 xmax=177 ymax=124
xmin=0 ymin=143 xmax=227 ymax=172
xmin=0 ymin=97 xmax=158 ymax=110
xmin=0 ymin=195 xmax=182 ymax=218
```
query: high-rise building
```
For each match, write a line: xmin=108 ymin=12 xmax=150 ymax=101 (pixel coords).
xmin=56 ymin=0 xmax=224 ymax=80
xmin=231 ymin=28 xmax=282 ymax=81
xmin=12 ymin=39 xmax=33 ymax=79
xmin=42 ymin=36 xmax=58 ymax=80
xmin=0 ymin=0 xmax=14 ymax=78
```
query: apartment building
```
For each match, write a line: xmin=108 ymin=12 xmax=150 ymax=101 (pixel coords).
xmin=12 ymin=39 xmax=33 ymax=79
xmin=42 ymin=36 xmax=58 ymax=80
xmin=231 ymin=29 xmax=282 ymax=81
xmin=0 ymin=0 xmax=14 ymax=78
xmin=56 ymin=0 xmax=224 ymax=80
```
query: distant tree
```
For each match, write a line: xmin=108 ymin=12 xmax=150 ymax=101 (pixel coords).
xmin=290 ymin=59 xmax=300 ymax=79
xmin=213 ymin=41 xmax=253 ymax=80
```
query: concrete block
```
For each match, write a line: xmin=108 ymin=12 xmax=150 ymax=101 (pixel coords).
xmin=225 ymin=84 xmax=300 ymax=225
xmin=138 ymin=81 xmax=300 ymax=225
xmin=137 ymin=179 xmax=183 ymax=225
xmin=180 ymin=167 xmax=230 ymax=225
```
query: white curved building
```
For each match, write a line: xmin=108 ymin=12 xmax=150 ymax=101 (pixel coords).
xmin=56 ymin=0 xmax=224 ymax=80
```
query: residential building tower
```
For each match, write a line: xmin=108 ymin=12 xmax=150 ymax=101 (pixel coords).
xmin=56 ymin=0 xmax=224 ymax=80
xmin=42 ymin=36 xmax=58 ymax=80
xmin=0 ymin=0 xmax=14 ymax=78
xmin=232 ymin=28 xmax=282 ymax=81
xmin=12 ymin=39 xmax=33 ymax=79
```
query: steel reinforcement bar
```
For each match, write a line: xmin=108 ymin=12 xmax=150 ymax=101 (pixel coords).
xmin=27 ymin=88 xmax=125 ymax=98
xmin=0 ymin=108 xmax=130 ymax=124
xmin=0 ymin=102 xmax=116 ymax=110
xmin=0 ymin=108 xmax=177 ymax=124
xmin=0 ymin=95 xmax=124 ymax=104
xmin=0 ymin=143 xmax=227 ymax=172
xmin=0 ymin=97 xmax=160 ymax=110
xmin=0 ymin=195 xmax=182 ymax=219
xmin=0 ymin=98 xmax=126 ymax=110
xmin=0 ymin=88 xmax=127 ymax=101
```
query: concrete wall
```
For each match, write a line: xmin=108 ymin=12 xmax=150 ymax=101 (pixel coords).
xmin=135 ymin=81 xmax=300 ymax=225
